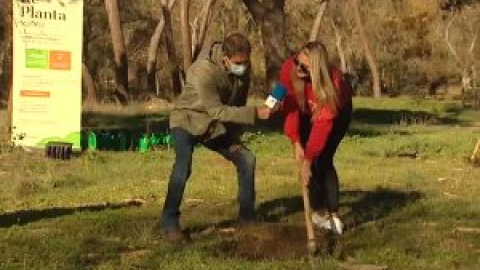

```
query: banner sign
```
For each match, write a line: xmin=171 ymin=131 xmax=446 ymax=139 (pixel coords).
xmin=12 ymin=0 xmax=83 ymax=149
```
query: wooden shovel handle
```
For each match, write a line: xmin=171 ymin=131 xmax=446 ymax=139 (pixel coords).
xmin=299 ymin=172 xmax=316 ymax=244
xmin=471 ymin=138 xmax=480 ymax=162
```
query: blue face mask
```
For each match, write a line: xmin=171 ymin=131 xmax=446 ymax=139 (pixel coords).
xmin=229 ymin=63 xmax=247 ymax=76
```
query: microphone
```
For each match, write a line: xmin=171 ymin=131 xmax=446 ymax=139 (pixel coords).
xmin=264 ymin=82 xmax=287 ymax=110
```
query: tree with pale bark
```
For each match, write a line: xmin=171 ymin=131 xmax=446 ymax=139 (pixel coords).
xmin=309 ymin=0 xmax=329 ymax=42
xmin=82 ymin=0 xmax=106 ymax=105
xmin=146 ymin=0 xmax=215 ymax=100
xmin=105 ymin=0 xmax=130 ymax=105
xmin=161 ymin=0 xmax=183 ymax=99
xmin=351 ymin=0 xmax=381 ymax=98
xmin=445 ymin=9 xmax=479 ymax=106
xmin=147 ymin=0 xmax=176 ymax=97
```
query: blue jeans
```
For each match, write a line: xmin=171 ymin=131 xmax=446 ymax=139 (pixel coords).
xmin=161 ymin=128 xmax=256 ymax=230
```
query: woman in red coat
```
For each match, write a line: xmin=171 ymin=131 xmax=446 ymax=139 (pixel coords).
xmin=278 ymin=41 xmax=353 ymax=235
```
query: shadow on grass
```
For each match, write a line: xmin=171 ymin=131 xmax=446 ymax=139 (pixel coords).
xmin=187 ymin=188 xmax=422 ymax=236
xmin=0 ymin=200 xmax=144 ymax=228
xmin=185 ymin=188 xmax=423 ymax=261
xmin=255 ymin=188 xmax=423 ymax=227
xmin=346 ymin=126 xmax=387 ymax=138
xmin=224 ymin=107 xmax=467 ymax=141
xmin=353 ymin=108 xmax=463 ymax=126
xmin=82 ymin=111 xmax=169 ymax=130
xmin=82 ymin=104 xmax=470 ymax=130
xmin=247 ymin=107 xmax=467 ymax=137
xmin=346 ymin=126 xmax=412 ymax=138
xmin=341 ymin=188 xmax=423 ymax=227
xmin=80 ymin=107 xmax=465 ymax=143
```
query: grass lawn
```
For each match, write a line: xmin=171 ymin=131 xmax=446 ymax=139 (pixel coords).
xmin=0 ymin=97 xmax=479 ymax=270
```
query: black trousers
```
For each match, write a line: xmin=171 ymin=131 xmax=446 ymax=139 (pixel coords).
xmin=300 ymin=102 xmax=352 ymax=213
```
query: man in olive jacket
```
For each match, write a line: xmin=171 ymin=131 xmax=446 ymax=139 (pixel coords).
xmin=160 ymin=33 xmax=271 ymax=242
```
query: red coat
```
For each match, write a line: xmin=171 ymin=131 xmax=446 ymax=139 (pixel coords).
xmin=279 ymin=57 xmax=352 ymax=161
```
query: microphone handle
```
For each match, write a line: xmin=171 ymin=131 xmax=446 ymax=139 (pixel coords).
xmin=265 ymin=95 xmax=278 ymax=109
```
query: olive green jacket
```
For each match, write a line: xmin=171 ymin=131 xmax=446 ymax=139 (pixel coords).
xmin=169 ymin=42 xmax=256 ymax=141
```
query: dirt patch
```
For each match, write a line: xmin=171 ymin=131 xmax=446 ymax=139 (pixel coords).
xmin=212 ymin=223 xmax=336 ymax=260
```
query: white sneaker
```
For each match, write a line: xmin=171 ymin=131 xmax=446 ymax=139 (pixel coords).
xmin=325 ymin=215 xmax=343 ymax=235
xmin=311 ymin=212 xmax=329 ymax=229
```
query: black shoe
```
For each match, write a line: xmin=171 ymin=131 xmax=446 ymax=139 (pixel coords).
xmin=160 ymin=227 xmax=191 ymax=244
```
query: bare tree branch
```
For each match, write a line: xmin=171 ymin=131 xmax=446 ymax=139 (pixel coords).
xmin=162 ymin=0 xmax=183 ymax=98
xmin=309 ymin=0 xmax=329 ymax=42
xmin=197 ymin=0 xmax=216 ymax=53
xmin=351 ymin=0 xmax=381 ymax=98
xmin=445 ymin=13 xmax=479 ymax=104
xmin=468 ymin=29 xmax=478 ymax=55
xmin=445 ymin=14 xmax=462 ymax=68
xmin=148 ymin=0 xmax=176 ymax=68
xmin=331 ymin=19 xmax=347 ymax=73
xmin=147 ymin=0 xmax=176 ymax=95
xmin=192 ymin=0 xmax=216 ymax=60
xmin=147 ymin=25 xmax=165 ymax=72
xmin=105 ymin=0 xmax=129 ymax=105
xmin=82 ymin=63 xmax=99 ymax=105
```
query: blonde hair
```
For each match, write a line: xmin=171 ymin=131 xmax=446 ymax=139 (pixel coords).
xmin=302 ymin=41 xmax=339 ymax=114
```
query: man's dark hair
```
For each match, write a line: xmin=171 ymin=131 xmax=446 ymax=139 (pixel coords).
xmin=222 ymin=32 xmax=251 ymax=57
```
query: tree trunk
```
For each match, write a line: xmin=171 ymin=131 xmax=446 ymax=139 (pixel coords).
xmin=162 ymin=1 xmax=183 ymax=100
xmin=147 ymin=0 xmax=176 ymax=96
xmin=192 ymin=0 xmax=216 ymax=61
xmin=351 ymin=0 xmax=381 ymax=98
xmin=105 ymin=0 xmax=129 ymax=105
xmin=82 ymin=13 xmax=99 ymax=106
xmin=309 ymin=0 xmax=329 ymax=42
xmin=242 ymin=0 xmax=287 ymax=83
xmin=180 ymin=0 xmax=192 ymax=70
xmin=331 ymin=19 xmax=348 ymax=73
xmin=4 ymin=0 xmax=13 ymax=134
xmin=261 ymin=9 xmax=288 ymax=80
xmin=146 ymin=19 xmax=166 ymax=95
xmin=82 ymin=63 xmax=99 ymax=105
